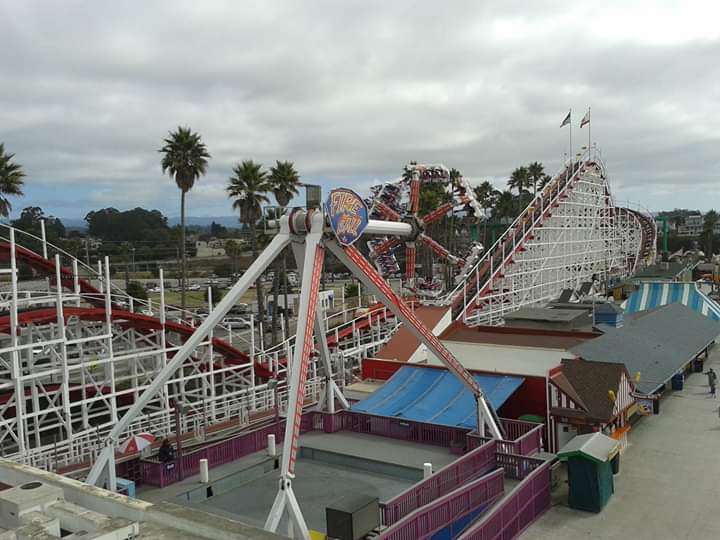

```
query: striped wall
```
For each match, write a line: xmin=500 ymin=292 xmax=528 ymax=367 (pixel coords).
xmin=624 ymin=281 xmax=720 ymax=321
xmin=613 ymin=371 xmax=634 ymax=417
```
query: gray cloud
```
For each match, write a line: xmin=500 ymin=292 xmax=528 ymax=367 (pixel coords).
xmin=0 ymin=0 xmax=718 ymax=217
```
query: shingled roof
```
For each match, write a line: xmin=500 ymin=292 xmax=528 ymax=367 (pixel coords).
xmin=571 ymin=302 xmax=720 ymax=394
xmin=551 ymin=358 xmax=627 ymax=423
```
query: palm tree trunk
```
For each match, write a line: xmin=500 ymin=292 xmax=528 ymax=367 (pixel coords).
xmin=180 ymin=190 xmax=186 ymax=312
xmin=250 ymin=221 xmax=264 ymax=327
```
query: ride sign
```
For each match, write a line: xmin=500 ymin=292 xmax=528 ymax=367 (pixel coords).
xmin=325 ymin=188 xmax=369 ymax=246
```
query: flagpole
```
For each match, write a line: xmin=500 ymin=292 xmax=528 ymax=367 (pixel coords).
xmin=588 ymin=107 xmax=591 ymax=153
xmin=569 ymin=108 xmax=573 ymax=164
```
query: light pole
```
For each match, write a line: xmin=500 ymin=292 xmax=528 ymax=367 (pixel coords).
xmin=268 ymin=378 xmax=280 ymax=440
xmin=173 ymin=400 xmax=184 ymax=481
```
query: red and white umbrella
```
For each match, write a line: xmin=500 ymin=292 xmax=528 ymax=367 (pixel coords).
xmin=118 ymin=433 xmax=156 ymax=454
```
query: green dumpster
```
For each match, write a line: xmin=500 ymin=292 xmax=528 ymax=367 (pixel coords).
xmin=558 ymin=432 xmax=620 ymax=513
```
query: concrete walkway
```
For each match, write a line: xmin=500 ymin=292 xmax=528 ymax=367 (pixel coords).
xmin=524 ymin=344 xmax=720 ymax=540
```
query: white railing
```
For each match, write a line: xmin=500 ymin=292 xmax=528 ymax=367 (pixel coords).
xmin=13 ymin=372 xmax=325 ymax=473
xmin=444 ymin=147 xmax=603 ymax=314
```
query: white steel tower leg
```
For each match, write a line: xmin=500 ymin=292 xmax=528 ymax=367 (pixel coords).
xmin=265 ymin=212 xmax=325 ymax=540
xmin=327 ymin=240 xmax=503 ymax=439
xmin=290 ymin=246 xmax=349 ymax=414
xmin=86 ymin=220 xmax=291 ymax=490
xmin=314 ymin=305 xmax=349 ymax=414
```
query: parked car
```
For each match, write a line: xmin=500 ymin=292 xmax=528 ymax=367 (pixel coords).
xmin=223 ymin=317 xmax=251 ymax=329
xmin=228 ymin=303 xmax=249 ymax=315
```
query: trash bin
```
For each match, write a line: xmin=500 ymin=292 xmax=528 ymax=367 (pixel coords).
xmin=671 ymin=373 xmax=684 ymax=391
xmin=611 ymin=453 xmax=620 ymax=475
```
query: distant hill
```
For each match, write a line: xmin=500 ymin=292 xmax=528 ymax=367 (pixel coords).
xmin=167 ymin=216 xmax=241 ymax=228
xmin=55 ymin=215 xmax=242 ymax=231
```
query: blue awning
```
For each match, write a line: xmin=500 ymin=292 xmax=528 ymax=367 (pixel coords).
xmin=352 ymin=365 xmax=525 ymax=429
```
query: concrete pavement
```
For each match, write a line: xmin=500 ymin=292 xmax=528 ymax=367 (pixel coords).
xmin=523 ymin=343 xmax=720 ymax=540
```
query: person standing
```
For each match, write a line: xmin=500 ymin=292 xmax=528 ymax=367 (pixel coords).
xmin=705 ymin=368 xmax=717 ymax=398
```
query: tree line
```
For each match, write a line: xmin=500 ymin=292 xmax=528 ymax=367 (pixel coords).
xmin=472 ymin=162 xmax=552 ymax=244
xmin=159 ymin=126 xmax=301 ymax=345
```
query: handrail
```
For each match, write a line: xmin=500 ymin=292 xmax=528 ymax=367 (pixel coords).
xmin=379 ymin=468 xmax=505 ymax=540
xmin=443 ymin=146 xmax=603 ymax=308
xmin=381 ymin=439 xmax=498 ymax=526
xmin=457 ymin=459 xmax=552 ymax=539
xmin=446 ymin=148 xmax=597 ymax=315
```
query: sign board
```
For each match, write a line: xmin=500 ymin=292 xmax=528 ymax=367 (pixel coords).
xmin=632 ymin=392 xmax=656 ymax=416
xmin=325 ymin=188 xmax=369 ymax=246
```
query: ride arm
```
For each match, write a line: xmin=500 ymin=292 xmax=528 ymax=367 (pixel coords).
xmin=326 ymin=240 xmax=503 ymax=439
xmin=86 ymin=223 xmax=291 ymax=487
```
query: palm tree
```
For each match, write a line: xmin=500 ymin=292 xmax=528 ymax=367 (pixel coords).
xmin=268 ymin=161 xmax=301 ymax=345
xmin=507 ymin=166 xmax=531 ymax=213
xmin=227 ymin=161 xmax=270 ymax=324
xmin=0 ymin=144 xmax=25 ymax=217
xmin=527 ymin=162 xmax=546 ymax=198
xmin=493 ymin=190 xmax=516 ymax=224
xmin=538 ymin=173 xmax=553 ymax=191
xmin=159 ymin=127 xmax=210 ymax=311
xmin=474 ymin=181 xmax=499 ymax=245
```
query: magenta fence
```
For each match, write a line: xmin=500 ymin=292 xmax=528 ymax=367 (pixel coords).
xmin=381 ymin=439 xmax=497 ymax=526
xmin=516 ymin=424 xmax=544 ymax=456
xmin=495 ymin=453 xmax=546 ymax=481
xmin=379 ymin=468 xmax=505 ymax=540
xmin=457 ymin=461 xmax=552 ymax=540
xmin=466 ymin=423 xmax=544 ymax=457
xmin=337 ymin=411 xmax=470 ymax=449
xmin=141 ymin=412 xmax=314 ymax=487
xmin=500 ymin=418 xmax=540 ymax=440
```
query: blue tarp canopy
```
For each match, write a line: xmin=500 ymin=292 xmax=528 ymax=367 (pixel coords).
xmin=352 ymin=365 xmax=524 ymax=429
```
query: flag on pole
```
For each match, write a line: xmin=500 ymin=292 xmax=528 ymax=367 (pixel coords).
xmin=580 ymin=109 xmax=590 ymax=128
xmin=560 ymin=110 xmax=571 ymax=128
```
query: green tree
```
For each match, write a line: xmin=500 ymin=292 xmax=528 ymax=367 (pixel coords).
xmin=0 ymin=144 xmax=25 ymax=218
xmin=224 ymin=239 xmax=243 ymax=275
xmin=474 ymin=181 xmax=499 ymax=245
xmin=507 ymin=166 xmax=531 ymax=213
xmin=159 ymin=127 xmax=211 ymax=311
xmin=268 ymin=161 xmax=301 ymax=344
xmin=493 ymin=190 xmax=517 ymax=223
xmin=227 ymin=160 xmax=270 ymax=321
xmin=210 ymin=221 xmax=227 ymax=238
xmin=702 ymin=210 xmax=719 ymax=256
xmin=527 ymin=162 xmax=547 ymax=197
xmin=204 ymin=285 xmax=223 ymax=304
xmin=126 ymin=281 xmax=148 ymax=302
xmin=119 ymin=241 xmax=133 ymax=288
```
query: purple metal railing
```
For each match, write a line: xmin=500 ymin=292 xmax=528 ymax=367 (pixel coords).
xmin=140 ymin=410 xmax=544 ymax=488
xmin=381 ymin=439 xmax=498 ymax=526
xmin=457 ymin=460 xmax=552 ymax=540
xmin=141 ymin=412 xmax=314 ymax=487
xmin=333 ymin=410 xmax=470 ymax=449
xmin=379 ymin=469 xmax=505 ymax=540
xmin=466 ymin=422 xmax=544 ymax=457
xmin=495 ymin=453 xmax=546 ymax=481
xmin=500 ymin=418 xmax=539 ymax=440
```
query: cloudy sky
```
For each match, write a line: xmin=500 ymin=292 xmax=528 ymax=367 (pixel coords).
xmin=1 ymin=0 xmax=718 ymax=220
